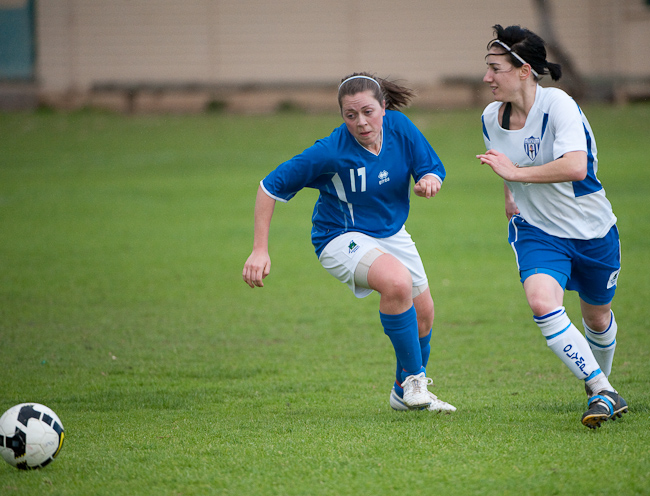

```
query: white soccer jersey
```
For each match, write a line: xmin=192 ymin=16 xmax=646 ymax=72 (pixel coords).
xmin=481 ymin=85 xmax=616 ymax=239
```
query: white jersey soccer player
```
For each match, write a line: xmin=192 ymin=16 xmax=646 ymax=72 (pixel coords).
xmin=477 ymin=24 xmax=627 ymax=429
xmin=481 ymin=85 xmax=616 ymax=240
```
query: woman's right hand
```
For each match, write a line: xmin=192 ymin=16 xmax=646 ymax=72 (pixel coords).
xmin=504 ymin=183 xmax=520 ymax=220
xmin=242 ymin=250 xmax=271 ymax=288
xmin=505 ymin=200 xmax=520 ymax=220
xmin=243 ymin=186 xmax=276 ymax=288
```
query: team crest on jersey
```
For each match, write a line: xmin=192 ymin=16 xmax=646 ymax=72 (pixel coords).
xmin=524 ymin=136 xmax=541 ymax=161
xmin=378 ymin=170 xmax=390 ymax=185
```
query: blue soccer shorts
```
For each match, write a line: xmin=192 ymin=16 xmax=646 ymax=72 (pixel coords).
xmin=508 ymin=215 xmax=621 ymax=305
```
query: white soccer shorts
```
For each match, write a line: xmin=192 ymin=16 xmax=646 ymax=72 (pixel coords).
xmin=318 ymin=227 xmax=428 ymax=298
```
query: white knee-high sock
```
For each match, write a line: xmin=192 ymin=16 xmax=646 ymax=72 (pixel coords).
xmin=534 ymin=307 xmax=611 ymax=392
xmin=584 ymin=311 xmax=617 ymax=377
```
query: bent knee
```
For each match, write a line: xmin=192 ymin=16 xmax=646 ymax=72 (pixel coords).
xmin=414 ymin=292 xmax=434 ymax=332
xmin=417 ymin=314 xmax=434 ymax=337
xmin=527 ymin=293 xmax=561 ymax=317
xmin=366 ymin=254 xmax=413 ymax=298
xmin=524 ymin=274 xmax=564 ymax=317
xmin=583 ymin=312 xmax=612 ymax=332
xmin=381 ymin=274 xmax=414 ymax=300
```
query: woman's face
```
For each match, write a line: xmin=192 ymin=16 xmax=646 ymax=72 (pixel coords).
xmin=340 ymin=90 xmax=386 ymax=150
xmin=483 ymin=50 xmax=520 ymax=101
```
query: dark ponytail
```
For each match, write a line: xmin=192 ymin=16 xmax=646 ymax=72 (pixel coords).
xmin=546 ymin=61 xmax=562 ymax=81
xmin=490 ymin=24 xmax=562 ymax=82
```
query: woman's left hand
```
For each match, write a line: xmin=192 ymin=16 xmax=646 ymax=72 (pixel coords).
xmin=414 ymin=175 xmax=441 ymax=198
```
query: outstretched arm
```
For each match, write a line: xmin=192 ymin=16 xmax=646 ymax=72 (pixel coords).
xmin=476 ymin=149 xmax=587 ymax=183
xmin=242 ymin=186 xmax=276 ymax=288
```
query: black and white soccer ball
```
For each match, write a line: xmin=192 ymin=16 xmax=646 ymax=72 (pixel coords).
xmin=0 ymin=403 xmax=65 ymax=470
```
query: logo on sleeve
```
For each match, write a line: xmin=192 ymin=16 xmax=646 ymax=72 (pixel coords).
xmin=524 ymin=136 xmax=541 ymax=161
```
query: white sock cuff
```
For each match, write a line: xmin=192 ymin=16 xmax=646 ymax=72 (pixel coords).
xmin=583 ymin=311 xmax=617 ymax=348
xmin=534 ymin=306 xmax=571 ymax=339
xmin=585 ymin=371 xmax=613 ymax=394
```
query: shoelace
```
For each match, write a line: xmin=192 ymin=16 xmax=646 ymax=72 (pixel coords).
xmin=405 ymin=374 xmax=433 ymax=394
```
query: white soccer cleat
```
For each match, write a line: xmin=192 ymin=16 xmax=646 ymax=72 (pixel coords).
xmin=390 ymin=386 xmax=457 ymax=413
xmin=400 ymin=372 xmax=433 ymax=408
xmin=390 ymin=386 xmax=421 ymax=411
xmin=426 ymin=393 xmax=457 ymax=413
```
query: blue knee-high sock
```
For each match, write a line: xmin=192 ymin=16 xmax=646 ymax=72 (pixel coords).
xmin=380 ymin=305 xmax=423 ymax=384
xmin=395 ymin=329 xmax=431 ymax=396
xmin=420 ymin=330 xmax=432 ymax=368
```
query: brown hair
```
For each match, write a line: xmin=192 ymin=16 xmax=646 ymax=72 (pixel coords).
xmin=337 ymin=72 xmax=416 ymax=111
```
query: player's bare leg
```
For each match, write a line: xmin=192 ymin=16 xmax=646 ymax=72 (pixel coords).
xmin=524 ymin=274 xmax=626 ymax=428
xmin=367 ymin=254 xmax=431 ymax=408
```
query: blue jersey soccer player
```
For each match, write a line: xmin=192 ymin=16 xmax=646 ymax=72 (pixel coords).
xmin=243 ymin=72 xmax=456 ymax=413
xmin=477 ymin=25 xmax=627 ymax=429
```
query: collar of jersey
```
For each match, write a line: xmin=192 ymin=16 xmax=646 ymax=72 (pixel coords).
xmin=354 ymin=127 xmax=383 ymax=156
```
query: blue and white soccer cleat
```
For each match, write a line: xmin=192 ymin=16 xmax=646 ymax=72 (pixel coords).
xmin=390 ymin=386 xmax=457 ymax=413
xmin=581 ymin=390 xmax=628 ymax=429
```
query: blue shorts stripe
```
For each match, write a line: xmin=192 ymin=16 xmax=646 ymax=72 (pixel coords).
xmin=522 ymin=268 xmax=568 ymax=289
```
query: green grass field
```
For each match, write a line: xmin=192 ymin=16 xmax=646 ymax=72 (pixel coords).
xmin=1 ymin=104 xmax=649 ymax=495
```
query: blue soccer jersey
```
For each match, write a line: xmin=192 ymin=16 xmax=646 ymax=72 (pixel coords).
xmin=261 ymin=110 xmax=445 ymax=257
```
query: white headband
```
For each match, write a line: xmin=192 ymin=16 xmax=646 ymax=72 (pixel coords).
xmin=492 ymin=40 xmax=539 ymax=78
xmin=338 ymin=75 xmax=381 ymax=92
